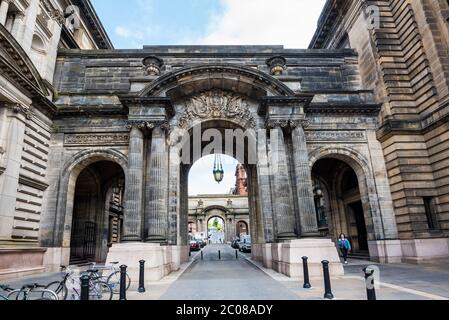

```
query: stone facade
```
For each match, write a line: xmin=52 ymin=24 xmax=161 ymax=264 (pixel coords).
xmin=310 ymin=0 xmax=449 ymax=263
xmin=0 ymin=0 xmax=111 ymax=279
xmin=1 ymin=0 xmax=447 ymax=281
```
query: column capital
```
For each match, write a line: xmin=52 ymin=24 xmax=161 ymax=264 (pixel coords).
xmin=265 ymin=118 xmax=310 ymax=130
xmin=290 ymin=118 xmax=311 ymax=129
xmin=125 ymin=120 xmax=170 ymax=132
xmin=4 ymin=102 xmax=34 ymax=120
xmin=265 ymin=119 xmax=290 ymax=129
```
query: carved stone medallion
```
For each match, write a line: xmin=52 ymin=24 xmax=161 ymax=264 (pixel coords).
xmin=178 ymin=90 xmax=256 ymax=129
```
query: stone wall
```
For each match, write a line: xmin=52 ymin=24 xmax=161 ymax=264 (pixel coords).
xmin=309 ymin=0 xmax=449 ymax=261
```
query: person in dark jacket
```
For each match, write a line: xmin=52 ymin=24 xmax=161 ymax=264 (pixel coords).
xmin=338 ymin=233 xmax=352 ymax=264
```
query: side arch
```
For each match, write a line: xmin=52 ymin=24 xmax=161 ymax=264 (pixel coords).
xmin=309 ymin=146 xmax=385 ymax=240
xmin=53 ymin=149 xmax=128 ymax=248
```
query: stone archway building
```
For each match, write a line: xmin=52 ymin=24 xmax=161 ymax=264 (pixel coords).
xmin=2 ymin=0 xmax=449 ymax=281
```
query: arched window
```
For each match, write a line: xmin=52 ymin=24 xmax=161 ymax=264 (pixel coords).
xmin=30 ymin=34 xmax=47 ymax=76
xmin=31 ymin=34 xmax=46 ymax=53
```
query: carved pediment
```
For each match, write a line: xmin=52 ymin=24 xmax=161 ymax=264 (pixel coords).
xmin=0 ymin=24 xmax=49 ymax=97
xmin=178 ymin=90 xmax=256 ymax=129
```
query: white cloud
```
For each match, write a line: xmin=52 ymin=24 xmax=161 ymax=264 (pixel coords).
xmin=199 ymin=0 xmax=326 ymax=48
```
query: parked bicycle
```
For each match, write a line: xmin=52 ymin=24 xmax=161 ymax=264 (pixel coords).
xmin=88 ymin=262 xmax=131 ymax=294
xmin=45 ymin=266 xmax=113 ymax=300
xmin=1 ymin=283 xmax=58 ymax=301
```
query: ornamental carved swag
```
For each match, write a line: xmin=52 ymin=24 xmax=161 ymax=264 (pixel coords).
xmin=178 ymin=90 xmax=256 ymax=129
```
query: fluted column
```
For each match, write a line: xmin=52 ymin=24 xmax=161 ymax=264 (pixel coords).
xmin=122 ymin=123 xmax=145 ymax=242
xmin=0 ymin=0 xmax=11 ymax=25
xmin=291 ymin=119 xmax=319 ymax=236
xmin=145 ymin=125 xmax=169 ymax=243
xmin=267 ymin=121 xmax=297 ymax=240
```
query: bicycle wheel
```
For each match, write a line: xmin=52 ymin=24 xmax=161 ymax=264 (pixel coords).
xmin=90 ymin=281 xmax=113 ymax=301
xmin=37 ymin=289 xmax=59 ymax=301
xmin=107 ymin=271 xmax=131 ymax=293
xmin=45 ymin=281 xmax=68 ymax=300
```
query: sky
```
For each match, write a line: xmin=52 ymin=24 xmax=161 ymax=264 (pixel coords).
xmin=89 ymin=0 xmax=326 ymax=195
xmin=91 ymin=0 xmax=326 ymax=49
xmin=189 ymin=155 xmax=238 ymax=196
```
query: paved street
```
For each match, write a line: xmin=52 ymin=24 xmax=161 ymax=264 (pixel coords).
xmin=161 ymin=244 xmax=299 ymax=300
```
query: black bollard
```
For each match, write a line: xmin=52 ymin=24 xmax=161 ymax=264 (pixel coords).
xmin=80 ymin=275 xmax=90 ymax=301
xmin=201 ymin=251 xmax=204 ymax=260
xmin=119 ymin=265 xmax=127 ymax=300
xmin=236 ymin=250 xmax=238 ymax=260
xmin=322 ymin=260 xmax=334 ymax=299
xmin=219 ymin=250 xmax=221 ymax=260
xmin=302 ymin=257 xmax=312 ymax=289
xmin=138 ymin=260 xmax=146 ymax=294
xmin=363 ymin=267 xmax=377 ymax=300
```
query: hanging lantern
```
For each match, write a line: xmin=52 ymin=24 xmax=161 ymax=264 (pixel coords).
xmin=213 ymin=154 xmax=225 ymax=183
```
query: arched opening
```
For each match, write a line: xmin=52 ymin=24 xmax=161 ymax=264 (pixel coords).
xmin=312 ymin=157 xmax=371 ymax=257
xmin=207 ymin=216 xmax=226 ymax=244
xmin=236 ymin=221 xmax=249 ymax=237
xmin=69 ymin=161 xmax=125 ymax=265
xmin=186 ymin=153 xmax=253 ymax=246
xmin=180 ymin=117 xmax=261 ymax=255
xmin=30 ymin=34 xmax=47 ymax=75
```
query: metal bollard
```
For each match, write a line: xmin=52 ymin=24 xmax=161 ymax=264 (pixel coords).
xmin=302 ymin=257 xmax=312 ymax=289
xmin=363 ymin=267 xmax=377 ymax=300
xmin=236 ymin=250 xmax=238 ymax=260
xmin=322 ymin=260 xmax=334 ymax=299
xmin=138 ymin=260 xmax=146 ymax=294
xmin=80 ymin=275 xmax=90 ymax=301
xmin=201 ymin=251 xmax=204 ymax=260
xmin=119 ymin=265 xmax=128 ymax=300
xmin=219 ymin=250 xmax=221 ymax=260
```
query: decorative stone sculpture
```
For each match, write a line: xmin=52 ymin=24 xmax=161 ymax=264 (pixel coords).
xmin=142 ymin=56 xmax=164 ymax=76
xmin=179 ymin=90 xmax=256 ymax=129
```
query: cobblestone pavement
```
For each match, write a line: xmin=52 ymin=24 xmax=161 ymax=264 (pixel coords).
xmin=2 ymin=245 xmax=448 ymax=300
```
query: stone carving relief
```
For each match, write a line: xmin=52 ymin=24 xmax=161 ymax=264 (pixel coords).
xmin=266 ymin=119 xmax=310 ymax=129
xmin=178 ymin=90 xmax=256 ymax=129
xmin=305 ymin=131 xmax=366 ymax=142
xmin=64 ymin=133 xmax=130 ymax=146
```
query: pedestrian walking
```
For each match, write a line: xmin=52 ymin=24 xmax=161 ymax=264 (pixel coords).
xmin=338 ymin=233 xmax=352 ymax=264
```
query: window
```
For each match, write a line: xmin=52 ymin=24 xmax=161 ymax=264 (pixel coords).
xmin=423 ymin=197 xmax=439 ymax=230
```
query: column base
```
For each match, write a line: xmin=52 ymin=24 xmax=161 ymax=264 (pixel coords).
xmin=371 ymin=238 xmax=449 ymax=264
xmin=106 ymin=243 xmax=189 ymax=283
xmin=270 ymin=238 xmax=344 ymax=278
xmin=121 ymin=236 xmax=142 ymax=242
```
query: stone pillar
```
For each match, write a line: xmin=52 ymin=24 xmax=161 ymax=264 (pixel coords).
xmin=122 ymin=124 xmax=145 ymax=242
xmin=0 ymin=0 xmax=11 ymax=25
xmin=145 ymin=125 xmax=169 ymax=243
xmin=0 ymin=105 xmax=26 ymax=243
xmin=291 ymin=120 xmax=319 ymax=236
xmin=267 ymin=122 xmax=297 ymax=240
xmin=256 ymin=129 xmax=275 ymax=242
xmin=16 ymin=0 xmax=39 ymax=53
xmin=43 ymin=17 xmax=63 ymax=83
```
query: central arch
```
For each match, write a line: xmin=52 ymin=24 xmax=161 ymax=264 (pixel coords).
xmin=139 ymin=64 xmax=295 ymax=99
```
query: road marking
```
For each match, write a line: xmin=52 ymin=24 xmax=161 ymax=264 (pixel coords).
xmin=344 ymin=276 xmax=449 ymax=300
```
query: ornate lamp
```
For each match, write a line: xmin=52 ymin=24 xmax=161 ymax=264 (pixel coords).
xmin=213 ymin=154 xmax=225 ymax=183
